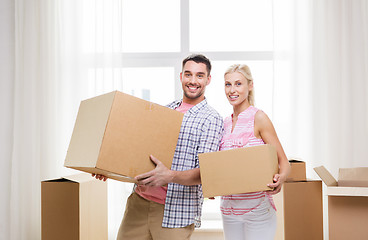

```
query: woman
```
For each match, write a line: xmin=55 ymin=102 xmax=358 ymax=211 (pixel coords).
xmin=220 ymin=64 xmax=290 ymax=240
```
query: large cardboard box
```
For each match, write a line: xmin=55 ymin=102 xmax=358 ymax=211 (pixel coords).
xmin=41 ymin=174 xmax=107 ymax=240
xmin=286 ymin=159 xmax=306 ymax=182
xmin=64 ymin=91 xmax=183 ymax=183
xmin=198 ymin=144 xmax=278 ymax=198
xmin=314 ymin=166 xmax=368 ymax=240
xmin=273 ymin=181 xmax=323 ymax=240
xmin=328 ymin=195 xmax=368 ymax=240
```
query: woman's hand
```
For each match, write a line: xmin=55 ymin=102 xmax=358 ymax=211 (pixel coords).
xmin=267 ymin=173 xmax=287 ymax=195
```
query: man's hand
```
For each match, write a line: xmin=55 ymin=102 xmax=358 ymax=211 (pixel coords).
xmin=135 ymin=155 xmax=174 ymax=187
xmin=92 ymin=173 xmax=108 ymax=181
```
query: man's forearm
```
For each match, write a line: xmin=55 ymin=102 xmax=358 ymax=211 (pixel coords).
xmin=171 ymin=168 xmax=201 ymax=186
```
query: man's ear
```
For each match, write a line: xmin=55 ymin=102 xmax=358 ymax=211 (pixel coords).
xmin=206 ymin=74 xmax=212 ymax=86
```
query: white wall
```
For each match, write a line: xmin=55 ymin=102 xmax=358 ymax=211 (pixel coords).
xmin=0 ymin=0 xmax=14 ymax=239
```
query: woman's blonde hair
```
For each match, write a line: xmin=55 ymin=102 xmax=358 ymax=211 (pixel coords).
xmin=224 ymin=64 xmax=255 ymax=106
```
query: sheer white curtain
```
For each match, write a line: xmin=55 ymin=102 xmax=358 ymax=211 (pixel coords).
xmin=0 ymin=0 xmax=15 ymax=239
xmin=310 ymin=0 xmax=368 ymax=174
xmin=273 ymin=0 xmax=315 ymax=175
xmin=58 ymin=1 xmax=133 ymax=239
xmin=4 ymin=0 xmax=130 ymax=239
xmin=273 ymin=0 xmax=368 ymax=177
xmin=274 ymin=1 xmax=368 ymax=238
xmin=9 ymin=0 xmax=80 ymax=239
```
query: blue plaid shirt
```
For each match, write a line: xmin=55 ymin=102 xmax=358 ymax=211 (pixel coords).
xmin=162 ymin=99 xmax=224 ymax=228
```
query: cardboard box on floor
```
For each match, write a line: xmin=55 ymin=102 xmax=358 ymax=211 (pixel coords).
xmin=273 ymin=181 xmax=323 ymax=240
xmin=199 ymin=144 xmax=278 ymax=198
xmin=314 ymin=166 xmax=368 ymax=240
xmin=286 ymin=158 xmax=306 ymax=182
xmin=64 ymin=91 xmax=184 ymax=183
xmin=41 ymin=173 xmax=107 ymax=240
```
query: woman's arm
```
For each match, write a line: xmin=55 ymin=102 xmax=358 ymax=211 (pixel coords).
xmin=254 ymin=110 xmax=290 ymax=194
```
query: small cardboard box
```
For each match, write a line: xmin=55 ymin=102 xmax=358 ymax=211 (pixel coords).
xmin=314 ymin=166 xmax=368 ymax=240
xmin=274 ymin=181 xmax=323 ymax=240
xmin=64 ymin=91 xmax=183 ymax=183
xmin=41 ymin=174 xmax=107 ymax=240
xmin=199 ymin=144 xmax=278 ymax=198
xmin=286 ymin=159 xmax=306 ymax=182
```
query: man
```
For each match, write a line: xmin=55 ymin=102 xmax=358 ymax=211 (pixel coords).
xmin=94 ymin=54 xmax=223 ymax=240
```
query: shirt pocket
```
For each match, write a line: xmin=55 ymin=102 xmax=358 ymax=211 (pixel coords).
xmin=182 ymin=129 xmax=200 ymax=170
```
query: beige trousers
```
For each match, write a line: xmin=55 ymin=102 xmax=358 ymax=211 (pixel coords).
xmin=117 ymin=192 xmax=194 ymax=240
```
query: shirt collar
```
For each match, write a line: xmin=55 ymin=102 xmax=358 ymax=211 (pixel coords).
xmin=169 ymin=98 xmax=208 ymax=114
xmin=187 ymin=98 xmax=208 ymax=114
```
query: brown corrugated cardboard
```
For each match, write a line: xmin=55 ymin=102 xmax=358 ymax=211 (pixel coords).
xmin=274 ymin=181 xmax=323 ymax=240
xmin=328 ymin=196 xmax=368 ymax=240
xmin=314 ymin=166 xmax=338 ymax=186
xmin=314 ymin=166 xmax=368 ymax=187
xmin=314 ymin=166 xmax=368 ymax=240
xmin=286 ymin=159 xmax=306 ymax=182
xmin=41 ymin=173 xmax=107 ymax=240
xmin=64 ymin=91 xmax=184 ymax=183
xmin=338 ymin=167 xmax=368 ymax=187
xmin=198 ymin=144 xmax=278 ymax=198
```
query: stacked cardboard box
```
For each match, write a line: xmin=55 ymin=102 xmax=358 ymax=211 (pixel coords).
xmin=274 ymin=160 xmax=323 ymax=240
xmin=286 ymin=160 xmax=306 ymax=182
xmin=314 ymin=166 xmax=368 ymax=240
xmin=41 ymin=174 xmax=107 ymax=240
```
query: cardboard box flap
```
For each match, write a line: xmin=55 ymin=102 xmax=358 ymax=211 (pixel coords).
xmin=70 ymin=166 xmax=137 ymax=183
xmin=338 ymin=167 xmax=368 ymax=187
xmin=339 ymin=167 xmax=368 ymax=181
xmin=63 ymin=173 xmax=98 ymax=183
xmin=314 ymin=166 xmax=338 ymax=186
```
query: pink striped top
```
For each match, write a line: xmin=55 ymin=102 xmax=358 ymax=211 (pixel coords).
xmin=219 ymin=106 xmax=276 ymax=215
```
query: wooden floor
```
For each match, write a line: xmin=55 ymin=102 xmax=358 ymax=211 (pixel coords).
xmin=191 ymin=230 xmax=224 ymax=240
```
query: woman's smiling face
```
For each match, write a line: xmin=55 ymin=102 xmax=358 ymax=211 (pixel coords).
xmin=224 ymin=71 xmax=253 ymax=107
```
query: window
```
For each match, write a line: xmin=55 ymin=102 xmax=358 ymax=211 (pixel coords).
xmin=87 ymin=67 xmax=175 ymax=104
xmin=122 ymin=0 xmax=181 ymax=52
xmin=189 ymin=0 xmax=273 ymax=52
